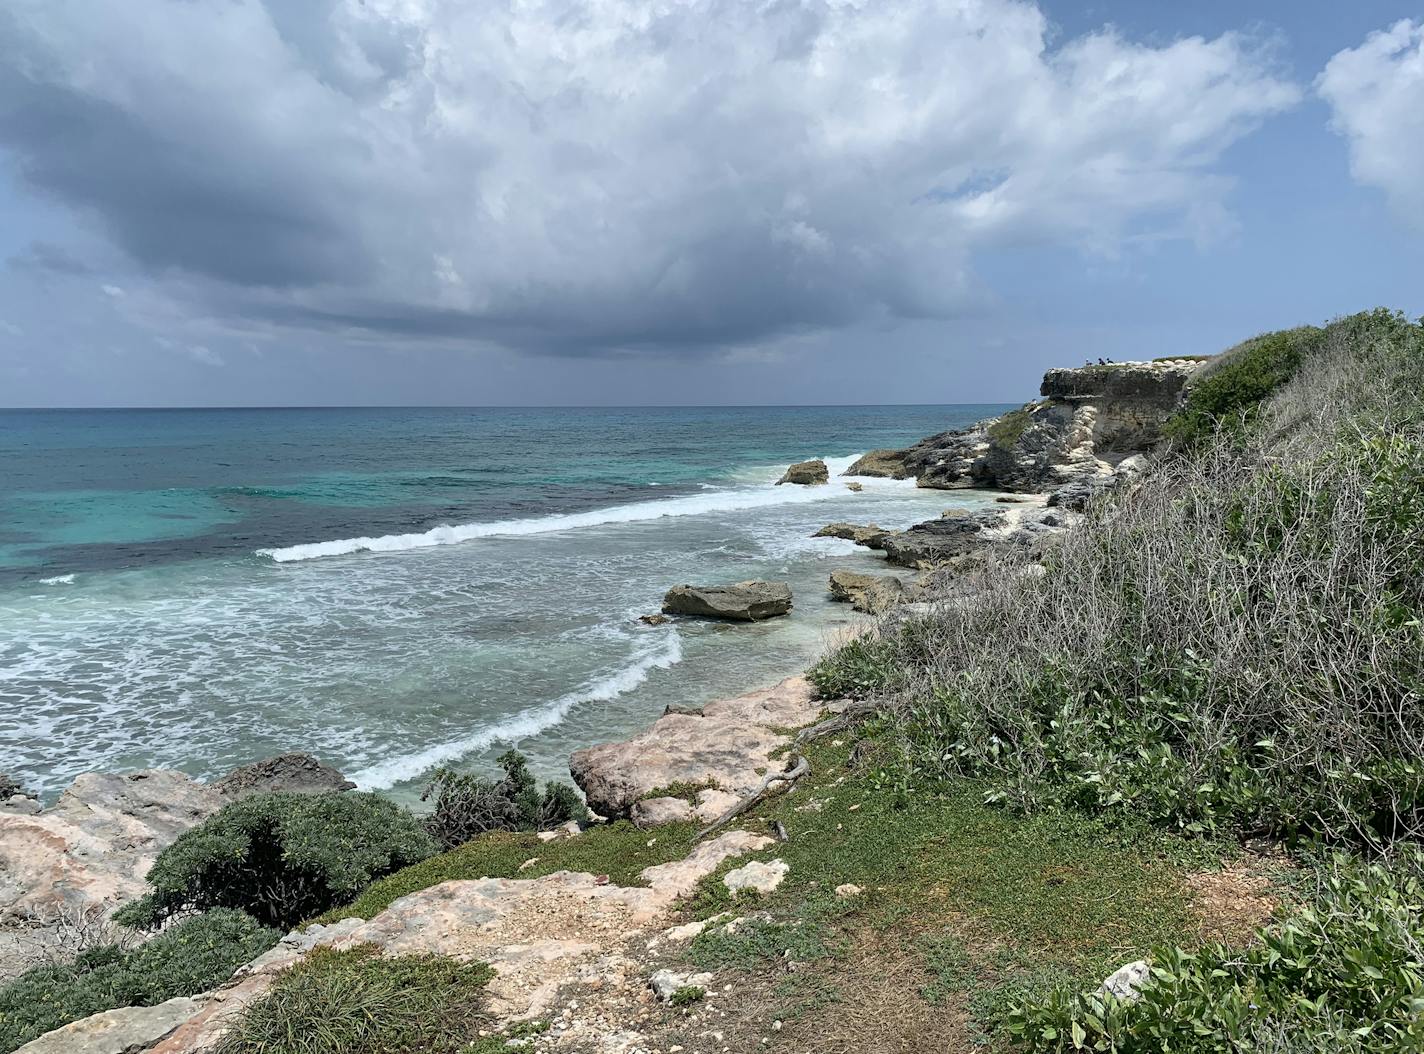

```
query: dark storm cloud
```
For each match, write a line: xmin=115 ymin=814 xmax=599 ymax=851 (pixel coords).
xmin=0 ymin=0 xmax=1301 ymax=354
xmin=7 ymin=240 xmax=91 ymax=276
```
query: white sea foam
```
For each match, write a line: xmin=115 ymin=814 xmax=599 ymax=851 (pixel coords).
xmin=38 ymin=574 xmax=76 ymax=585
xmin=259 ymin=453 xmax=904 ymax=563
xmin=347 ymin=629 xmax=684 ymax=790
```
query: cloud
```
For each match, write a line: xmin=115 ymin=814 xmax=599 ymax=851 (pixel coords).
xmin=1318 ymin=19 xmax=1424 ymax=226
xmin=7 ymin=240 xmax=92 ymax=276
xmin=0 ymin=0 xmax=1300 ymax=354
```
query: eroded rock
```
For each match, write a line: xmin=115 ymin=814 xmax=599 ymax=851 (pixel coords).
xmin=842 ymin=449 xmax=909 ymax=479
xmin=827 ymin=570 xmax=906 ymax=613
xmin=212 ymin=753 xmax=355 ymax=799
xmin=661 ymin=581 xmax=792 ymax=621
xmin=723 ymin=858 xmax=788 ymax=896
xmin=813 ymin=522 xmax=890 ymax=547
xmin=570 ymin=677 xmax=830 ymax=817
xmin=14 ymin=996 xmax=206 ymax=1054
xmin=775 ymin=459 xmax=829 ymax=486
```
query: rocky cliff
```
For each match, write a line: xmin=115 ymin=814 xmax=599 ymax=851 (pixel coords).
xmin=895 ymin=358 xmax=1202 ymax=494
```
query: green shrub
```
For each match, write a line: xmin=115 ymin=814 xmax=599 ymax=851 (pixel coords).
xmin=421 ymin=750 xmax=589 ymax=851
xmin=214 ymin=945 xmax=493 ymax=1054
xmin=669 ymin=985 xmax=706 ymax=1007
xmin=115 ymin=792 xmax=437 ymax=930
xmin=1163 ymin=325 xmax=1322 ymax=448
xmin=0 ymin=910 xmax=277 ymax=1053
xmin=1007 ymin=853 xmax=1424 ymax=1053
xmin=988 ymin=406 xmax=1034 ymax=449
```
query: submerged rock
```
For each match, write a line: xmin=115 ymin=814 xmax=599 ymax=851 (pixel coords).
xmin=845 ymin=481 xmax=863 ymax=492
xmin=775 ymin=459 xmax=829 ymax=485
xmin=843 ymin=448 xmax=910 ymax=478
xmin=570 ymin=677 xmax=830 ymax=817
xmin=212 ymin=753 xmax=356 ymax=799
xmin=662 ymin=580 xmax=792 ymax=621
xmin=638 ymin=613 xmax=671 ymax=626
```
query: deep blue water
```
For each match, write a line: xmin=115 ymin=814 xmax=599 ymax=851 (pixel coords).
xmin=0 ymin=405 xmax=1005 ymax=799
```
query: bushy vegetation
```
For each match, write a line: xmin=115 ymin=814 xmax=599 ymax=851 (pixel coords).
xmin=809 ymin=309 xmax=1424 ymax=1047
xmin=214 ymin=944 xmax=493 ymax=1054
xmin=0 ymin=909 xmax=277 ymax=1053
xmin=1010 ymin=852 xmax=1424 ymax=1052
xmin=421 ymin=749 xmax=588 ymax=851
xmin=988 ymin=405 xmax=1035 ymax=448
xmin=116 ymin=792 xmax=438 ymax=930
xmin=1162 ymin=325 xmax=1323 ymax=448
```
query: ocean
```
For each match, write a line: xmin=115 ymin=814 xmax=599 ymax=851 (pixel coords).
xmin=0 ymin=405 xmax=1007 ymax=801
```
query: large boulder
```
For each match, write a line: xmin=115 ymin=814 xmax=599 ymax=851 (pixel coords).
xmin=842 ymin=449 xmax=909 ymax=479
xmin=662 ymin=580 xmax=792 ymax=621
xmin=775 ymin=459 xmax=829 ymax=485
xmin=570 ymin=677 xmax=830 ymax=817
xmin=212 ymin=753 xmax=356 ymax=799
xmin=827 ymin=570 xmax=906 ymax=613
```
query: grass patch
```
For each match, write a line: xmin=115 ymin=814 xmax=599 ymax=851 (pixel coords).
xmin=639 ymin=779 xmax=721 ymax=803
xmin=674 ymin=737 xmax=1217 ymax=1041
xmin=987 ymin=405 xmax=1034 ymax=448
xmin=312 ymin=820 xmax=699 ymax=925
xmin=215 ymin=945 xmax=493 ymax=1054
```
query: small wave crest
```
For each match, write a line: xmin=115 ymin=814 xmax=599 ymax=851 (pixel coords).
xmin=38 ymin=573 xmax=76 ymax=585
xmin=348 ymin=629 xmax=683 ymax=790
xmin=259 ymin=454 xmax=877 ymax=563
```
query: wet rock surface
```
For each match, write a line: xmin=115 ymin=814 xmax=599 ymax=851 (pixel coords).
xmin=661 ymin=580 xmax=793 ymax=621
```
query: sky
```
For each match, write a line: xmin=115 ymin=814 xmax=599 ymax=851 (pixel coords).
xmin=0 ymin=0 xmax=1421 ymax=408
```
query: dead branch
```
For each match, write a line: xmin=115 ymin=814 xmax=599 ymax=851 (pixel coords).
xmin=694 ymin=754 xmax=809 ymax=842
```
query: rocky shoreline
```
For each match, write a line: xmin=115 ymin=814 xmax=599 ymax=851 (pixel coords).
xmin=0 ymin=357 xmax=1206 ymax=1053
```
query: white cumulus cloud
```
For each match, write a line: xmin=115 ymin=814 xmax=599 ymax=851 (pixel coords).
xmin=1318 ymin=19 xmax=1424 ymax=226
xmin=0 ymin=0 xmax=1301 ymax=353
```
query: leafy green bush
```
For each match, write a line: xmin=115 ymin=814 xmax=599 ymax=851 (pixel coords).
xmin=0 ymin=909 xmax=277 ymax=1053
xmin=988 ymin=406 xmax=1035 ymax=449
xmin=1007 ymin=853 xmax=1424 ymax=1053
xmin=421 ymin=750 xmax=589 ymax=851
xmin=115 ymin=792 xmax=437 ymax=930
xmin=1163 ymin=325 xmax=1322 ymax=448
xmin=214 ymin=945 xmax=493 ymax=1054
xmin=808 ymin=630 xmax=914 ymax=699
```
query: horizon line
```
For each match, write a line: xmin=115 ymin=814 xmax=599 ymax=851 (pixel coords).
xmin=0 ymin=400 xmax=1024 ymax=412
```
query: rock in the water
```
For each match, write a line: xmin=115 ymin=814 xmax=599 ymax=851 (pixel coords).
xmin=775 ymin=459 xmax=829 ymax=486
xmin=212 ymin=753 xmax=355 ymax=799
xmin=813 ymin=522 xmax=890 ymax=547
xmin=638 ymin=613 xmax=671 ymax=626
xmin=827 ymin=570 xmax=906 ymax=613
xmin=15 ymin=997 xmax=205 ymax=1054
xmin=843 ymin=449 xmax=909 ymax=478
xmin=879 ymin=512 xmax=998 ymax=569
xmin=723 ymin=858 xmax=788 ymax=895
xmin=661 ymin=580 xmax=792 ymax=621
xmin=1101 ymin=960 xmax=1152 ymax=1002
xmin=570 ymin=677 xmax=830 ymax=817
xmin=0 ymin=773 xmax=31 ymax=801
xmin=845 ymin=481 xmax=863 ymax=492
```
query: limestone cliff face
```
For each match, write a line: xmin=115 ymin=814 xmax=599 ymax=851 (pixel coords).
xmin=903 ymin=359 xmax=1203 ymax=492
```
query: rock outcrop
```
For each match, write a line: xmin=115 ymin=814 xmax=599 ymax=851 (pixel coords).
xmin=570 ymin=677 xmax=833 ymax=817
xmin=144 ymin=831 xmax=774 ymax=1054
xmin=212 ymin=753 xmax=356 ymax=799
xmin=892 ymin=360 xmax=1200 ymax=494
xmin=827 ymin=570 xmax=906 ymax=613
xmin=15 ymin=996 xmax=205 ymax=1054
xmin=0 ymin=755 xmax=355 ymax=983
xmin=775 ymin=459 xmax=829 ymax=485
xmin=878 ymin=512 xmax=997 ymax=569
xmin=662 ymin=580 xmax=792 ymax=621
xmin=842 ymin=449 xmax=909 ymax=479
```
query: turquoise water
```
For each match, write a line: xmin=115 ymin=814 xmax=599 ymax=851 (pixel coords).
xmin=0 ymin=406 xmax=1006 ymax=800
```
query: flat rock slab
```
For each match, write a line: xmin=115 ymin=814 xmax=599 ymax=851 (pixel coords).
xmin=569 ymin=676 xmax=832 ymax=817
xmin=776 ymin=459 xmax=829 ymax=485
xmin=148 ymin=830 xmax=773 ymax=1053
xmin=15 ymin=996 xmax=205 ymax=1054
xmin=662 ymin=580 xmax=792 ymax=621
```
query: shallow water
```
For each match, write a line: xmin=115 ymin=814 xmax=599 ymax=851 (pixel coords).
xmin=0 ymin=405 xmax=1005 ymax=800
